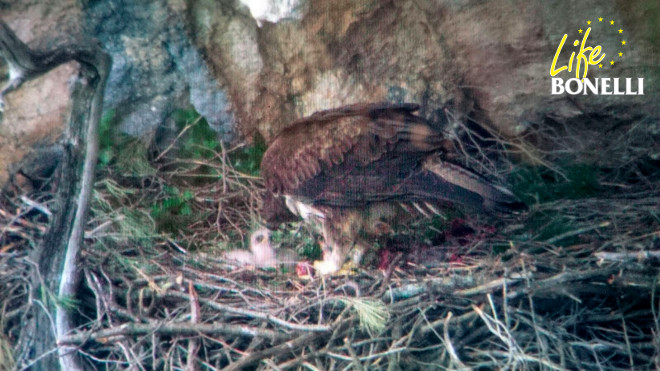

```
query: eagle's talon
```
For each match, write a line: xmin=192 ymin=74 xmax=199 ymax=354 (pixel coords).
xmin=313 ymin=260 xmax=340 ymax=276
xmin=337 ymin=260 xmax=359 ymax=275
xmin=313 ymin=259 xmax=358 ymax=276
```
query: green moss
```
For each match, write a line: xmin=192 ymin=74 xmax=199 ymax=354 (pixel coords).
xmin=172 ymin=108 xmax=266 ymax=177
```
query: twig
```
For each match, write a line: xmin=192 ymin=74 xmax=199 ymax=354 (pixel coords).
xmin=544 ymin=222 xmax=610 ymax=245
xmin=57 ymin=322 xmax=290 ymax=346
xmin=595 ymin=250 xmax=660 ymax=263
xmin=222 ymin=333 xmax=321 ymax=371
xmin=166 ymin=291 xmax=331 ymax=333
xmin=443 ymin=312 xmax=469 ymax=370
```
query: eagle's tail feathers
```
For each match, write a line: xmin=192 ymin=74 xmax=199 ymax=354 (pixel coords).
xmin=397 ymin=201 xmax=447 ymax=218
xmin=408 ymin=160 xmax=525 ymax=214
xmin=412 ymin=202 xmax=432 ymax=218
xmin=424 ymin=202 xmax=442 ymax=216
xmin=397 ymin=202 xmax=413 ymax=214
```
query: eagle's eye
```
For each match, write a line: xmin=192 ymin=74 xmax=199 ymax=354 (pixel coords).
xmin=255 ymin=234 xmax=264 ymax=243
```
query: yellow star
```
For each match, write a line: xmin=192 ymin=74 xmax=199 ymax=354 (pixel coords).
xmin=578 ymin=28 xmax=583 ymax=34
xmin=621 ymin=40 xmax=626 ymax=45
xmin=618 ymin=29 xmax=623 ymax=34
xmin=599 ymin=17 xmax=603 ymax=22
xmin=618 ymin=52 xmax=623 ymax=57
xmin=598 ymin=64 xmax=603 ymax=68
xmin=610 ymin=20 xmax=615 ymax=25
xmin=587 ymin=20 xmax=591 ymax=25
xmin=610 ymin=60 xmax=615 ymax=65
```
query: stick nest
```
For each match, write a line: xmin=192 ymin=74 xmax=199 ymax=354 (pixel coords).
xmin=1 ymin=111 xmax=659 ymax=370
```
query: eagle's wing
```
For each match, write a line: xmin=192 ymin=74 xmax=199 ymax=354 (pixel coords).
xmin=261 ymin=102 xmax=520 ymax=215
xmin=260 ymin=102 xmax=433 ymax=194
xmin=260 ymin=102 xmax=523 ymax=274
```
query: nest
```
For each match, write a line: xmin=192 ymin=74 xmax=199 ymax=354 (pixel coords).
xmin=1 ymin=111 xmax=659 ymax=370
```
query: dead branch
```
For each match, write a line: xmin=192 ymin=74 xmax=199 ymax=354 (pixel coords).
xmin=57 ymin=322 xmax=291 ymax=346
xmin=0 ymin=20 xmax=111 ymax=370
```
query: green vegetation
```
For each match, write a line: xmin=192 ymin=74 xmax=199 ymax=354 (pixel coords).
xmin=423 ymin=209 xmax=463 ymax=243
xmin=151 ymin=185 xmax=196 ymax=234
xmin=173 ymin=108 xmax=266 ymax=176
xmin=271 ymin=226 xmax=322 ymax=261
xmin=98 ymin=109 xmax=118 ymax=167
xmin=340 ymin=298 xmax=390 ymax=336
xmin=98 ymin=109 xmax=154 ymax=176
xmin=509 ymin=163 xmax=600 ymax=205
xmin=172 ymin=109 xmax=219 ymax=160
xmin=508 ymin=162 xmax=604 ymax=247
xmin=525 ymin=212 xmax=578 ymax=246
xmin=92 ymin=179 xmax=157 ymax=244
xmin=228 ymin=132 xmax=267 ymax=177
xmin=93 ymin=107 xmax=269 ymax=252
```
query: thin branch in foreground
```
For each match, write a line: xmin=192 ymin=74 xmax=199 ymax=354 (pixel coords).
xmin=57 ymin=322 xmax=291 ymax=346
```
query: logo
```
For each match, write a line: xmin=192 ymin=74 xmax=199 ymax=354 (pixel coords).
xmin=550 ymin=18 xmax=643 ymax=95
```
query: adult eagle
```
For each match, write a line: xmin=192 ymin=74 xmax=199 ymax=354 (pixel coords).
xmin=260 ymin=102 xmax=522 ymax=274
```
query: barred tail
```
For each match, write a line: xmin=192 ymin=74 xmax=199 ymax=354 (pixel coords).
xmin=403 ymin=160 xmax=525 ymax=214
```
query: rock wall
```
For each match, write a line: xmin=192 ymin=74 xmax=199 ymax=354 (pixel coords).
xmin=0 ymin=0 xmax=658 ymax=187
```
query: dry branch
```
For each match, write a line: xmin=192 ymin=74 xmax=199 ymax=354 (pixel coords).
xmin=57 ymin=322 xmax=291 ymax=346
xmin=0 ymin=20 xmax=111 ymax=370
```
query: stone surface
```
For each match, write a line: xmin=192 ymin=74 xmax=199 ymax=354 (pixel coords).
xmin=435 ymin=0 xmax=658 ymax=135
xmin=0 ymin=0 xmax=658 ymax=188
xmin=0 ymin=0 xmax=82 ymax=48
xmin=84 ymin=0 xmax=235 ymax=140
xmin=187 ymin=0 xmax=262 ymax=138
xmin=0 ymin=63 xmax=77 ymax=187
xmin=0 ymin=0 xmax=81 ymax=189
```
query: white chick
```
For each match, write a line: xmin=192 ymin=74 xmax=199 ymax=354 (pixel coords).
xmin=223 ymin=228 xmax=278 ymax=268
xmin=249 ymin=228 xmax=277 ymax=267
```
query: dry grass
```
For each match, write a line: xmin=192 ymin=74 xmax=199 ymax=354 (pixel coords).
xmin=1 ymin=110 xmax=659 ymax=370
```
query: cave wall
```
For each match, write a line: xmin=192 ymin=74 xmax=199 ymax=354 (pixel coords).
xmin=0 ymin=0 xmax=658 ymax=187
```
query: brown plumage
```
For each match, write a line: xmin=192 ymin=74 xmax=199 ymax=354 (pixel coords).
xmin=260 ymin=102 xmax=523 ymax=274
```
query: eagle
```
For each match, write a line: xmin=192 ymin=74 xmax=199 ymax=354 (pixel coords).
xmin=260 ymin=102 xmax=522 ymax=274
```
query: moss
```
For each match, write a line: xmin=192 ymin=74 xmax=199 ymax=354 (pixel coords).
xmin=98 ymin=109 xmax=118 ymax=167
